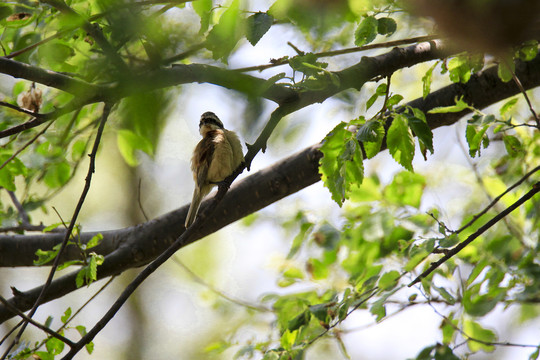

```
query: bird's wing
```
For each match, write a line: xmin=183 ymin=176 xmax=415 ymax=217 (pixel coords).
xmin=192 ymin=134 xmax=215 ymax=186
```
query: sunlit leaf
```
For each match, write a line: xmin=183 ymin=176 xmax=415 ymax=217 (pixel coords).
xmin=46 ymin=336 xmax=65 ymax=355
xmin=192 ymin=0 xmax=213 ymax=33
xmin=355 ymin=16 xmax=378 ymax=46
xmin=206 ymin=0 xmax=244 ymax=61
xmin=422 ymin=62 xmax=437 ymax=99
xmin=497 ymin=57 xmax=514 ymax=83
xmin=387 ymin=114 xmax=414 ymax=171
xmin=320 ymin=122 xmax=364 ymax=206
xmin=463 ymin=320 xmax=496 ymax=353
xmin=428 ymin=97 xmax=471 ymax=114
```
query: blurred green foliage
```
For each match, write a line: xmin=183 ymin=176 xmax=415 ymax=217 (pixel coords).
xmin=0 ymin=0 xmax=539 ymax=359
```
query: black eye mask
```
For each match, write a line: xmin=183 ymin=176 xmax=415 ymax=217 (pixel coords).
xmin=200 ymin=117 xmax=224 ymax=129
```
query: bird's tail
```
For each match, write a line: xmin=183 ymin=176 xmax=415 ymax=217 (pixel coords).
xmin=185 ymin=188 xmax=202 ymax=228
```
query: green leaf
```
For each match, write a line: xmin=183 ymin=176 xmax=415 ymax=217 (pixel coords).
xmin=387 ymin=114 xmax=415 ymax=171
xmin=262 ymin=351 xmax=280 ymax=360
xmin=320 ymin=123 xmax=364 ymax=206
xmin=378 ymin=270 xmax=400 ymax=290
xmin=497 ymin=59 xmax=514 ymax=83
xmin=405 ymin=250 xmax=427 ymax=271
xmin=289 ymin=53 xmax=328 ymax=77
xmin=465 ymin=124 xmax=489 ymax=157
xmin=76 ymin=325 xmax=94 ymax=354
xmin=75 ymin=253 xmax=104 ymax=288
xmin=407 ymin=110 xmax=433 ymax=155
xmin=37 ymin=41 xmax=75 ymax=71
xmin=76 ymin=268 xmax=86 ymax=288
xmin=365 ymin=93 xmax=379 ymax=111
xmin=309 ymin=303 xmax=331 ymax=325
xmin=428 ymin=96 xmax=471 ymax=114
xmin=206 ymin=0 xmax=244 ymax=61
xmin=463 ymin=320 xmax=496 ymax=353
xmin=279 ymin=266 xmax=304 ymax=287
xmin=86 ymin=233 xmax=103 ymax=249
xmin=287 ymin=310 xmax=310 ymax=332
xmin=433 ymin=285 xmax=456 ymax=305
xmin=33 ymin=352 xmax=54 ymax=360
xmin=415 ymin=345 xmax=436 ymax=360
xmin=503 ymin=135 xmax=523 ymax=157
xmin=499 ymin=98 xmax=518 ymax=116
xmin=384 ymin=171 xmax=426 ymax=208
xmin=356 ymin=119 xmax=383 ymax=143
xmin=280 ymin=329 xmax=298 ymax=350
xmin=0 ymin=5 xmax=12 ymax=21
xmin=46 ymin=336 xmax=65 ymax=355
xmin=0 ymin=155 xmax=27 ymax=191
xmin=88 ymin=253 xmax=104 ymax=281
xmin=246 ymin=12 xmax=273 ymax=45
xmin=464 ymin=291 xmax=504 ymax=317
xmin=386 ymin=94 xmax=403 ymax=108
xmin=192 ymin=0 xmax=213 ymax=33
xmin=377 ymin=17 xmax=396 ymax=36
xmin=43 ymin=161 xmax=71 ymax=188
xmin=369 ymin=298 xmax=386 ymax=322
xmin=448 ymin=55 xmax=471 ymax=83
xmin=117 ymin=129 xmax=153 ymax=166
xmin=287 ymin=220 xmax=313 ymax=259
xmin=205 ymin=340 xmax=231 ymax=354
xmin=34 ymin=246 xmax=60 ymax=266
xmin=307 ymin=258 xmax=329 ymax=279
xmin=355 ymin=16 xmax=378 ymax=46
xmin=447 ymin=54 xmax=483 ymax=84
xmin=57 ymin=260 xmax=84 ymax=271
xmin=439 ymin=234 xmax=459 ymax=248
xmin=441 ymin=314 xmax=458 ymax=344
xmin=529 ymin=347 xmax=540 ymax=360
xmin=71 ymin=139 xmax=87 ymax=162
xmin=422 ymin=63 xmax=437 ymax=99
xmin=516 ymin=40 xmax=539 ymax=61
xmin=61 ymin=307 xmax=72 ymax=323
xmin=433 ymin=344 xmax=460 ymax=360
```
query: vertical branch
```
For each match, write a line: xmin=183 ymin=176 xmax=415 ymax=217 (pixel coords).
xmin=0 ymin=103 xmax=113 ymax=359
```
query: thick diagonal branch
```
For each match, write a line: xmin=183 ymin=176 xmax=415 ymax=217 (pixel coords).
xmin=1 ymin=52 xmax=540 ymax=323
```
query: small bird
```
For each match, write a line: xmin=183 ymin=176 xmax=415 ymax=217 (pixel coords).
xmin=185 ymin=112 xmax=244 ymax=228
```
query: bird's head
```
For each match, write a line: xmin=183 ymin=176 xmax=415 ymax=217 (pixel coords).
xmin=199 ymin=112 xmax=224 ymax=136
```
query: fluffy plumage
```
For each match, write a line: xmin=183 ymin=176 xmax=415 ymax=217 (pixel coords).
xmin=185 ymin=112 xmax=244 ymax=228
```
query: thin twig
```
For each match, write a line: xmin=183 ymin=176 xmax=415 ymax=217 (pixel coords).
xmin=409 ymin=182 xmax=540 ymax=287
xmin=421 ymin=289 xmax=540 ymax=350
xmin=305 ymin=288 xmax=379 ymax=348
xmin=137 ymin=179 xmax=149 ymax=222
xmin=28 ymin=276 xmax=116 ymax=354
xmin=0 ymin=295 xmax=76 ymax=347
xmin=0 ymin=101 xmax=45 ymax=118
xmin=7 ymin=191 xmax=30 ymax=225
xmin=58 ymin=165 xmax=247 ymax=359
xmin=0 ymin=120 xmax=54 ymax=172
xmin=504 ymin=59 xmax=540 ymax=128
xmin=455 ymin=165 xmax=540 ymax=234
xmin=234 ymin=35 xmax=440 ymax=72
xmin=0 ymin=103 xmax=112 ymax=360
xmin=172 ymin=257 xmax=270 ymax=312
